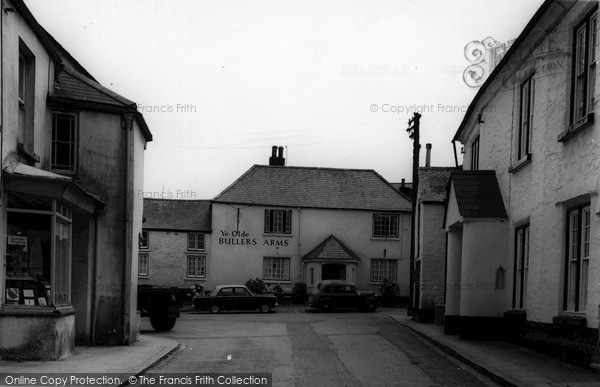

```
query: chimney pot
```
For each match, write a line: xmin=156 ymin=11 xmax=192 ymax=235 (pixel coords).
xmin=425 ymin=143 xmax=432 ymax=167
xmin=271 ymin=145 xmax=278 ymax=157
xmin=401 ymin=178 xmax=405 ymax=188
xmin=278 ymin=146 xmax=284 ymax=158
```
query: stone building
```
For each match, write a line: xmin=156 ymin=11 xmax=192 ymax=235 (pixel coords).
xmin=413 ymin=166 xmax=453 ymax=323
xmin=444 ymin=0 xmax=599 ymax=365
xmin=139 ymin=199 xmax=211 ymax=288
xmin=0 ymin=0 xmax=151 ymax=359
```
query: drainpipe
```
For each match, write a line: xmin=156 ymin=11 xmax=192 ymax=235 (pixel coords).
xmin=121 ymin=113 xmax=134 ymax=344
xmin=452 ymin=140 xmax=459 ymax=168
xmin=90 ymin=215 xmax=99 ymax=344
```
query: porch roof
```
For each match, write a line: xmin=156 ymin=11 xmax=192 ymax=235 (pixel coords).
xmin=302 ymin=235 xmax=360 ymax=263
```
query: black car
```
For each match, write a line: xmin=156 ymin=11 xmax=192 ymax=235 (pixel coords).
xmin=307 ymin=280 xmax=378 ymax=312
xmin=192 ymin=284 xmax=278 ymax=313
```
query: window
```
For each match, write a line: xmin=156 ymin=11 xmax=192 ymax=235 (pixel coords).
xmin=187 ymin=232 xmax=205 ymax=251
xmin=572 ymin=7 xmax=597 ymax=125
xmin=370 ymin=259 xmax=398 ymax=282
xmin=471 ymin=136 xmax=480 ymax=170
xmin=5 ymin=196 xmax=72 ymax=307
xmin=139 ymin=230 xmax=149 ymax=249
xmin=565 ymin=205 xmax=591 ymax=312
xmin=518 ymin=75 xmax=534 ymax=160
xmin=51 ymin=113 xmax=78 ymax=173
xmin=513 ymin=224 xmax=530 ymax=308
xmin=187 ymin=255 xmax=206 ymax=278
xmin=310 ymin=268 xmax=314 ymax=285
xmin=373 ymin=213 xmax=399 ymax=238
xmin=263 ymin=257 xmax=290 ymax=281
xmin=264 ymin=209 xmax=292 ymax=234
xmin=138 ymin=253 xmax=149 ymax=276
xmin=18 ymin=41 xmax=35 ymax=157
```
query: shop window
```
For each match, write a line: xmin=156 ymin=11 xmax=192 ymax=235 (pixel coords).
xmin=264 ymin=209 xmax=292 ymax=234
xmin=51 ymin=112 xmax=78 ymax=174
xmin=187 ymin=255 xmax=206 ymax=278
xmin=263 ymin=257 xmax=290 ymax=281
xmin=372 ymin=213 xmax=399 ymax=238
xmin=138 ymin=253 xmax=149 ymax=276
xmin=565 ymin=205 xmax=591 ymax=312
xmin=139 ymin=230 xmax=149 ymax=249
xmin=4 ymin=195 xmax=72 ymax=307
xmin=188 ymin=232 xmax=205 ymax=251
xmin=370 ymin=259 xmax=397 ymax=282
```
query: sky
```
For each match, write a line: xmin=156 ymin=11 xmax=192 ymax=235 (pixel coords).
xmin=25 ymin=0 xmax=545 ymax=200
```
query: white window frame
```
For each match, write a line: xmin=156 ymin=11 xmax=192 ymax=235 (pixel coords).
xmin=370 ymin=259 xmax=398 ymax=282
xmin=138 ymin=253 xmax=149 ymax=277
xmin=373 ymin=213 xmax=399 ymax=238
xmin=186 ymin=255 xmax=206 ymax=278
xmin=263 ymin=257 xmax=290 ymax=281
xmin=187 ymin=232 xmax=206 ymax=252
xmin=514 ymin=224 xmax=530 ymax=309
xmin=264 ymin=209 xmax=292 ymax=234
xmin=518 ymin=75 xmax=534 ymax=160
xmin=471 ymin=135 xmax=480 ymax=170
xmin=139 ymin=230 xmax=149 ymax=249
xmin=565 ymin=205 xmax=591 ymax=312
xmin=571 ymin=7 xmax=597 ymax=126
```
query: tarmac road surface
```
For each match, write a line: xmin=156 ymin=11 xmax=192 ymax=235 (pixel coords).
xmin=141 ymin=309 xmax=498 ymax=387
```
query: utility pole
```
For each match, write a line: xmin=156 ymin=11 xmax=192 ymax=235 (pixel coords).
xmin=406 ymin=112 xmax=421 ymax=316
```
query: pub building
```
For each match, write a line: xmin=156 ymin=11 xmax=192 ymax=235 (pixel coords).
xmin=141 ymin=147 xmax=413 ymax=296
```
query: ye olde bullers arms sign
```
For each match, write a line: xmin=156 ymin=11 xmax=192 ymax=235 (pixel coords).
xmin=218 ymin=230 xmax=290 ymax=247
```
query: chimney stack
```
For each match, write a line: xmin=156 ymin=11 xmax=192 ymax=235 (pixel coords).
xmin=401 ymin=178 xmax=405 ymax=188
xmin=425 ymin=143 xmax=432 ymax=167
xmin=269 ymin=145 xmax=286 ymax=166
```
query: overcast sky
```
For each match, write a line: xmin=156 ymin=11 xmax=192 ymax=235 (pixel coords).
xmin=26 ymin=0 xmax=544 ymax=200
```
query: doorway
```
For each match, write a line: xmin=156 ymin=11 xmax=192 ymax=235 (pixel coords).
xmin=321 ymin=263 xmax=346 ymax=280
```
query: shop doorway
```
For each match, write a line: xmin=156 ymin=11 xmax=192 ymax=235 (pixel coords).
xmin=321 ymin=263 xmax=346 ymax=280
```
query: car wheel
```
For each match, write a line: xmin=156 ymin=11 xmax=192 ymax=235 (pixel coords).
xmin=320 ymin=300 xmax=333 ymax=312
xmin=210 ymin=304 xmax=221 ymax=314
xmin=259 ymin=304 xmax=271 ymax=313
xmin=150 ymin=315 xmax=176 ymax=331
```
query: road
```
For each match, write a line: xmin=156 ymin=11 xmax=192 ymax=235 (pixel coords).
xmin=142 ymin=309 xmax=497 ymax=387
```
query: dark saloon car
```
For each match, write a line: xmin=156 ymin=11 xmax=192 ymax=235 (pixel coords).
xmin=193 ymin=284 xmax=278 ymax=313
xmin=307 ymin=280 xmax=378 ymax=312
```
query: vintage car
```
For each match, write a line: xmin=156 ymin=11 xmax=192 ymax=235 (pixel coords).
xmin=193 ymin=284 xmax=278 ymax=313
xmin=307 ymin=280 xmax=378 ymax=312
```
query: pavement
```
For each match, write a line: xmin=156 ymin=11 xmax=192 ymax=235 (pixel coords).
xmin=391 ymin=314 xmax=600 ymax=386
xmin=0 ymin=333 xmax=179 ymax=386
xmin=2 ymin=311 xmax=600 ymax=387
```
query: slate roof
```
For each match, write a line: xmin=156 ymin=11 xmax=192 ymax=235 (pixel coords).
xmin=302 ymin=235 xmax=361 ymax=262
xmin=52 ymin=68 xmax=136 ymax=107
xmin=213 ymin=165 xmax=412 ymax=211
xmin=418 ymin=167 xmax=454 ymax=203
xmin=448 ymin=170 xmax=507 ymax=218
xmin=143 ymin=199 xmax=212 ymax=232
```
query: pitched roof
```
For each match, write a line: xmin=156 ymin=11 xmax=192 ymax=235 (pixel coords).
xmin=13 ymin=0 xmax=152 ymax=142
xmin=143 ymin=199 xmax=212 ymax=232
xmin=418 ymin=167 xmax=454 ymax=203
xmin=448 ymin=170 xmax=507 ymax=218
xmin=302 ymin=235 xmax=360 ymax=262
xmin=213 ymin=165 xmax=412 ymax=211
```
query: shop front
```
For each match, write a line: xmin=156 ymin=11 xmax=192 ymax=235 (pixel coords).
xmin=0 ymin=167 xmax=101 ymax=360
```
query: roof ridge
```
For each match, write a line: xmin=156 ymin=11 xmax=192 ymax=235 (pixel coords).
xmin=143 ymin=198 xmax=211 ymax=202
xmin=254 ymin=164 xmax=377 ymax=173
